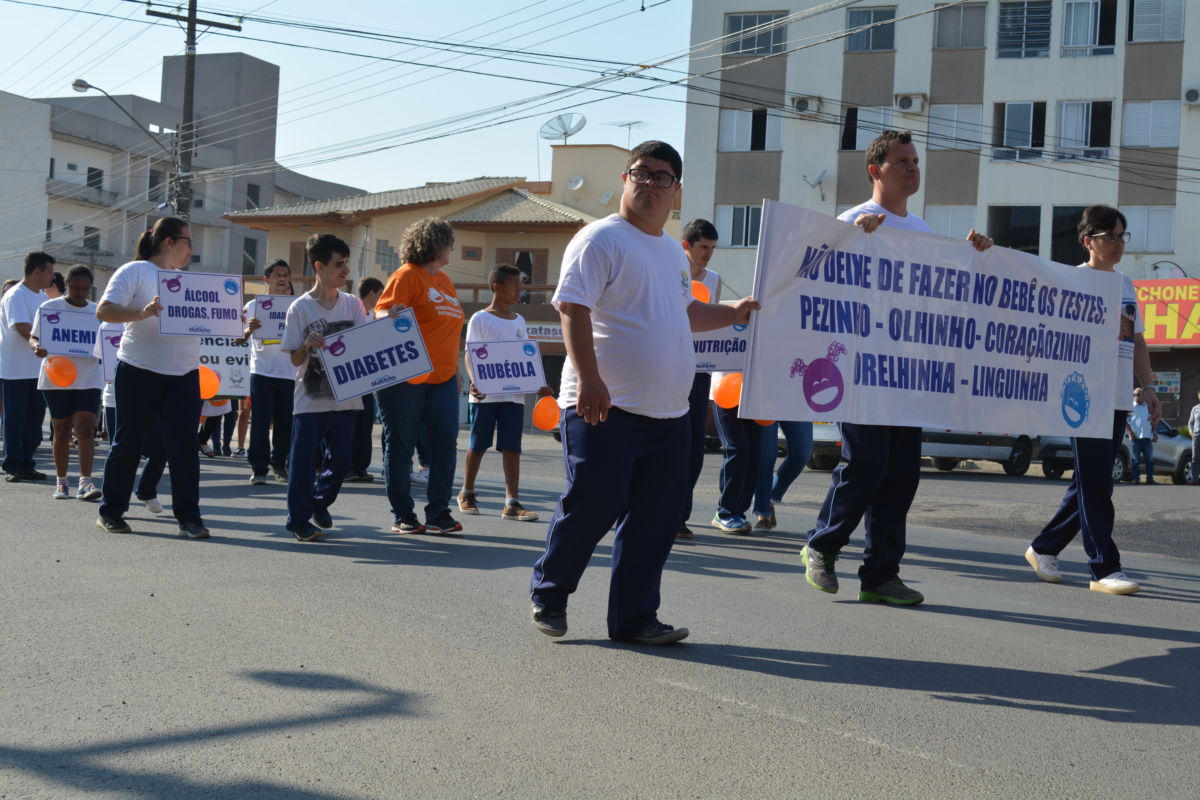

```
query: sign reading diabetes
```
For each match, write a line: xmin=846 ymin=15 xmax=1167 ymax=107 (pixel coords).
xmin=250 ymin=294 xmax=299 ymax=340
xmin=35 ymin=307 xmax=101 ymax=358
xmin=317 ymin=310 xmax=433 ymax=403
xmin=466 ymin=339 xmax=547 ymax=395
xmin=157 ymin=270 xmax=244 ymax=337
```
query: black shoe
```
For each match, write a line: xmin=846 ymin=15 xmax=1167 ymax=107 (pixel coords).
xmin=222 ymin=445 xmax=232 ymax=457
xmin=425 ymin=510 xmax=463 ymax=534
xmin=179 ymin=519 xmax=210 ymax=539
xmin=10 ymin=468 xmax=47 ymax=481
xmin=344 ymin=471 xmax=374 ymax=482
xmin=391 ymin=514 xmax=424 ymax=534
xmin=858 ymin=578 xmax=924 ymax=606
xmin=676 ymin=525 xmax=694 ymax=539
xmin=531 ymin=604 xmax=568 ymax=637
xmin=96 ymin=515 xmax=131 ymax=534
xmin=272 ymin=464 xmax=288 ymax=483
xmin=288 ymin=521 xmax=323 ymax=542
xmin=4 ymin=472 xmax=21 ymax=483
xmin=312 ymin=507 xmax=333 ymax=530
xmin=626 ymin=621 xmax=690 ymax=645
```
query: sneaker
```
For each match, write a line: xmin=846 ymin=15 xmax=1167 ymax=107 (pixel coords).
xmin=627 ymin=621 xmax=690 ymax=645
xmin=754 ymin=513 xmax=775 ymax=531
xmin=425 ymin=510 xmax=463 ymax=534
xmin=1024 ymin=546 xmax=1062 ymax=583
xmin=179 ymin=519 xmax=210 ymax=539
xmin=1090 ymin=571 xmax=1141 ymax=595
xmin=858 ymin=578 xmax=924 ymax=606
xmin=457 ymin=491 xmax=479 ymax=515
xmin=410 ymin=467 xmax=429 ymax=484
xmin=96 ymin=515 xmax=131 ymax=534
xmin=676 ymin=525 xmax=694 ymax=539
xmin=531 ymin=603 xmax=567 ymax=637
xmin=76 ymin=479 xmax=102 ymax=501
xmin=142 ymin=497 xmax=164 ymax=515
xmin=234 ymin=447 xmax=246 ymax=457
xmin=712 ymin=514 xmax=751 ymax=534
xmin=311 ymin=507 xmax=334 ymax=530
xmin=391 ymin=514 xmax=424 ymax=534
xmin=272 ymin=464 xmax=289 ymax=483
xmin=221 ymin=445 xmax=232 ymax=457
xmin=344 ymin=471 xmax=374 ymax=482
xmin=501 ymin=502 xmax=538 ymax=522
xmin=288 ymin=521 xmax=323 ymax=542
xmin=249 ymin=472 xmax=268 ymax=486
xmin=53 ymin=482 xmax=70 ymax=500
xmin=199 ymin=444 xmax=214 ymax=457
xmin=801 ymin=544 xmax=839 ymax=593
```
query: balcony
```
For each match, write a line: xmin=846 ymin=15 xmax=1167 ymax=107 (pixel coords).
xmin=46 ymin=177 xmax=119 ymax=208
xmin=1054 ymin=146 xmax=1110 ymax=161
xmin=992 ymin=147 xmax=1043 ymax=162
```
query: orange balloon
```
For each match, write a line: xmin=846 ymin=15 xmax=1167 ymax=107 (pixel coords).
xmin=755 ymin=419 xmax=774 ymax=426
xmin=198 ymin=365 xmax=220 ymax=399
xmin=532 ymin=395 xmax=559 ymax=431
xmin=210 ymin=398 xmax=229 ymax=407
xmin=691 ymin=280 xmax=710 ymax=304
xmin=46 ymin=356 xmax=77 ymax=388
xmin=712 ymin=372 xmax=743 ymax=409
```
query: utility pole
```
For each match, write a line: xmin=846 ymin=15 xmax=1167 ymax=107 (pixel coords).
xmin=146 ymin=1 xmax=241 ymax=221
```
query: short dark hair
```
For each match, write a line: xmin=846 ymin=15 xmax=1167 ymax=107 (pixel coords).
xmin=24 ymin=251 xmax=55 ymax=276
xmin=626 ymin=140 xmax=683 ymax=181
xmin=682 ymin=219 xmax=718 ymax=244
xmin=358 ymin=277 xmax=383 ymax=299
xmin=865 ymin=130 xmax=913 ymax=182
xmin=1078 ymin=205 xmax=1128 ymax=245
xmin=400 ymin=218 xmax=455 ymax=266
xmin=488 ymin=264 xmax=523 ymax=287
xmin=306 ymin=233 xmax=350 ymax=267
xmin=65 ymin=265 xmax=93 ymax=285
xmin=2 ymin=279 xmax=18 ymax=296
xmin=264 ymin=258 xmax=290 ymax=278
xmin=50 ymin=272 xmax=65 ymax=294
xmin=135 ymin=217 xmax=188 ymax=260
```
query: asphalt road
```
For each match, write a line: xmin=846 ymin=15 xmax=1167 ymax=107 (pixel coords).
xmin=2 ymin=431 xmax=1198 ymax=799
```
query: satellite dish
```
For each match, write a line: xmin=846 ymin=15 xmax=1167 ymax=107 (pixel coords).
xmin=598 ymin=189 xmax=613 ymax=205
xmin=539 ymin=113 xmax=587 ymax=144
xmin=567 ymin=175 xmax=585 ymax=191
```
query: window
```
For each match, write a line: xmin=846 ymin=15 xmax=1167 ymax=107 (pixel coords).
xmin=375 ymin=239 xmax=399 ymax=270
xmin=1055 ymin=101 xmax=1112 ymax=159
xmin=715 ymin=205 xmax=762 ymax=248
xmin=998 ymin=1 xmax=1052 ymax=58
xmin=246 ymin=183 xmax=261 ymax=210
xmin=928 ymin=104 xmax=983 ymax=150
xmin=193 ymin=197 xmax=204 ymax=209
xmin=718 ymin=108 xmax=782 ymax=151
xmin=841 ymin=106 xmax=894 ymax=150
xmin=83 ymin=226 xmax=100 ymax=251
xmin=48 ymin=158 xmax=55 ymax=178
xmin=1123 ymin=100 xmax=1180 ymax=147
xmin=1129 ymin=0 xmax=1184 ymax=42
xmin=66 ymin=162 xmax=77 ymax=172
xmin=148 ymin=169 xmax=165 ymax=202
xmin=45 ymin=219 xmax=52 ymax=243
xmin=723 ymin=13 xmax=786 ymax=56
xmin=924 ymin=206 xmax=977 ymax=239
xmin=988 ymin=205 xmax=1041 ymax=255
xmin=1062 ymin=0 xmax=1116 ymax=55
xmin=86 ymin=167 xmax=103 ymax=190
xmin=243 ymin=237 xmax=258 ymax=275
xmin=1123 ymin=206 xmax=1174 ymax=252
xmin=1051 ymin=206 xmax=1088 ymax=264
xmin=993 ymin=102 xmax=1045 ymax=160
xmin=461 ymin=246 xmax=482 ymax=261
xmin=934 ymin=2 xmax=986 ymax=48
xmin=846 ymin=7 xmax=896 ymax=52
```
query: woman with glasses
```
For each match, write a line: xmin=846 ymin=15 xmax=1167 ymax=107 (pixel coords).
xmin=95 ymin=217 xmax=208 ymax=538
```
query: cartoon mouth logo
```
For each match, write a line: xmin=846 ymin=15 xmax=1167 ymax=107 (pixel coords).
xmin=522 ymin=343 xmax=537 ymax=357
xmin=732 ymin=323 xmax=747 ymax=332
xmin=1060 ymin=372 xmax=1090 ymax=429
xmin=790 ymin=341 xmax=848 ymax=413
xmin=428 ymin=288 xmax=445 ymax=303
xmin=328 ymin=337 xmax=346 ymax=357
xmin=44 ymin=312 xmax=60 ymax=324
xmin=164 ymin=276 xmax=182 ymax=293
xmin=393 ymin=316 xmax=412 ymax=333
xmin=223 ymin=279 xmax=239 ymax=295
xmin=107 ymin=335 xmax=122 ymax=347
xmin=472 ymin=345 xmax=490 ymax=360
xmin=259 ymin=298 xmax=273 ymax=310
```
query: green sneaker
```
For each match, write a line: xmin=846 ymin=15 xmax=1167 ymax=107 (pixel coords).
xmin=858 ymin=578 xmax=924 ymax=606
xmin=802 ymin=544 xmax=839 ymax=593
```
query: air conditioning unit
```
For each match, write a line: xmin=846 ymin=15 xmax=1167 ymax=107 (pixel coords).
xmin=893 ymin=93 xmax=926 ymax=114
xmin=791 ymin=95 xmax=822 ymax=116
xmin=1184 ymin=88 xmax=1200 ymax=104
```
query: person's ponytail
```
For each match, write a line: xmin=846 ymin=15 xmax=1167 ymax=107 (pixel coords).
xmin=136 ymin=217 xmax=187 ymax=261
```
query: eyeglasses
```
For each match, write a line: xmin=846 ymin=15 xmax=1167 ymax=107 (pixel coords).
xmin=173 ymin=236 xmax=193 ymax=246
xmin=626 ymin=168 xmax=679 ymax=188
xmin=1088 ymin=231 xmax=1131 ymax=243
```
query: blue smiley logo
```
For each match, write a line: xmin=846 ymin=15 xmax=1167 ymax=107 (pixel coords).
xmin=522 ymin=343 xmax=537 ymax=357
xmin=394 ymin=316 xmax=412 ymax=333
xmin=732 ymin=323 xmax=747 ymax=332
xmin=223 ymin=279 xmax=239 ymax=295
xmin=1060 ymin=372 xmax=1090 ymax=429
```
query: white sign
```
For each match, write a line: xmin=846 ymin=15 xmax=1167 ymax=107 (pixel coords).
xmin=35 ymin=306 xmax=100 ymax=358
xmin=694 ymin=319 xmax=750 ymax=372
xmin=250 ymin=294 xmax=298 ymax=340
xmin=317 ymin=310 xmax=433 ymax=403
xmin=96 ymin=322 xmax=123 ymax=383
xmin=466 ymin=339 xmax=547 ymax=395
xmin=199 ymin=335 xmax=251 ymax=397
xmin=740 ymin=201 xmax=1121 ymax=439
xmin=158 ymin=270 xmax=244 ymax=337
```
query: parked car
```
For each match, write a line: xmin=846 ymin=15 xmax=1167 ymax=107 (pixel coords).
xmin=805 ymin=424 xmax=1035 ymax=476
xmin=1039 ymin=419 xmax=1193 ymax=484
xmin=808 ymin=421 xmax=842 ymax=470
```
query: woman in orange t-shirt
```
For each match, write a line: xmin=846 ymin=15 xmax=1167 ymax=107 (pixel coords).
xmin=374 ymin=217 xmax=466 ymax=535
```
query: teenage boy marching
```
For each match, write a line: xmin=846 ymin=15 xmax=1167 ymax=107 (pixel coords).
xmin=458 ymin=264 xmax=551 ymax=521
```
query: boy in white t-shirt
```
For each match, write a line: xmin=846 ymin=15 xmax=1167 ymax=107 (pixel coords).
xmin=239 ymin=258 xmax=296 ymax=485
xmin=458 ymin=265 xmax=550 ymax=521
xmin=1 ymin=251 xmax=55 ymax=481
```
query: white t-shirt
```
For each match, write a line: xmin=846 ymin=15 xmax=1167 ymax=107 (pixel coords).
xmin=1086 ymin=265 xmax=1142 ymax=413
xmin=281 ymin=291 xmax=369 ymax=415
xmin=100 ymin=260 xmax=200 ymax=376
xmin=32 ymin=297 xmax=103 ymax=391
xmin=243 ymin=298 xmax=295 ymax=379
xmin=553 ymin=214 xmax=694 ymax=419
xmin=0 ymin=283 xmax=48 ymax=379
xmin=838 ymin=200 xmax=933 ymax=234
xmin=465 ymin=310 xmax=531 ymax=405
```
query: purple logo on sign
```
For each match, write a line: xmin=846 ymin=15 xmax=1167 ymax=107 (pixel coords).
xmin=260 ymin=298 xmax=273 ymax=310
xmin=107 ymin=335 xmax=122 ymax=347
xmin=164 ymin=276 xmax=182 ymax=293
xmin=328 ymin=336 xmax=347 ymax=357
xmin=471 ymin=345 xmax=489 ymax=360
xmin=790 ymin=341 xmax=847 ymax=413
xmin=44 ymin=312 xmax=61 ymax=324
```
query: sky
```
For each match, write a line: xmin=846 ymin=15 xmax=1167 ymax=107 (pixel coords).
xmin=0 ymin=0 xmax=695 ymax=194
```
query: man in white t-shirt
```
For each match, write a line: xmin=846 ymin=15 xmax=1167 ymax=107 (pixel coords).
xmin=1 ymin=251 xmax=56 ymax=480
xmin=802 ymin=130 xmax=992 ymax=607
xmin=240 ymin=258 xmax=296 ymax=485
xmin=529 ymin=141 xmax=759 ymax=645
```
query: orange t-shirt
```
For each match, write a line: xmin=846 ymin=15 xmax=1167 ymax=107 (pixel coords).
xmin=376 ymin=263 xmax=464 ymax=383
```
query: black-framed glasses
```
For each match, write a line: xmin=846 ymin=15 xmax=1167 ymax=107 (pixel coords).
xmin=173 ymin=236 xmax=193 ymax=244
xmin=1088 ymin=231 xmax=1131 ymax=243
xmin=626 ymin=168 xmax=679 ymax=188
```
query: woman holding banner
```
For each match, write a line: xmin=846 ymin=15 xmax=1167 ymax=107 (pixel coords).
xmin=95 ymin=217 xmax=208 ymax=539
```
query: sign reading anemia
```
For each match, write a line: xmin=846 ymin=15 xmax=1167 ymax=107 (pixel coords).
xmin=1135 ymin=279 xmax=1200 ymax=346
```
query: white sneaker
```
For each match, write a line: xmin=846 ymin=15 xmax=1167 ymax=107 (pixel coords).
xmin=143 ymin=497 xmax=164 ymax=515
xmin=411 ymin=468 xmax=428 ymax=484
xmin=1090 ymin=571 xmax=1141 ymax=595
xmin=1024 ymin=546 xmax=1062 ymax=583
xmin=76 ymin=478 xmax=102 ymax=501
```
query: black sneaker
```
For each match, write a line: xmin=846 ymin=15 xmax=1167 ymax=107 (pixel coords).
xmin=272 ymin=464 xmax=289 ymax=483
xmin=425 ymin=510 xmax=462 ymax=534
xmin=312 ymin=507 xmax=333 ymax=530
xmin=249 ymin=472 xmax=268 ymax=486
xmin=288 ymin=521 xmax=323 ymax=542
xmin=531 ymin=604 xmax=568 ymax=637
xmin=96 ymin=515 xmax=132 ymax=534
xmin=221 ymin=445 xmax=232 ymax=457
xmin=676 ymin=525 xmax=694 ymax=539
xmin=802 ymin=544 xmax=839 ymax=594
xmin=391 ymin=514 xmax=424 ymax=534
xmin=627 ymin=621 xmax=690 ymax=645
xmin=344 ymin=471 xmax=374 ymax=483
xmin=179 ymin=519 xmax=210 ymax=539
xmin=858 ymin=578 xmax=924 ymax=606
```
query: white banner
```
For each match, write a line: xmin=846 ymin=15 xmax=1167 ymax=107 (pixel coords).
xmin=97 ymin=322 xmax=123 ymax=383
xmin=317 ymin=310 xmax=433 ymax=403
xmin=35 ymin=306 xmax=100 ymax=358
xmin=466 ymin=339 xmax=547 ymax=395
xmin=740 ymin=201 xmax=1121 ymax=439
xmin=158 ymin=270 xmax=244 ymax=337
xmin=694 ymin=319 xmax=749 ymax=372
xmin=199 ymin=335 xmax=251 ymax=397
xmin=249 ymin=294 xmax=298 ymax=340
xmin=524 ymin=321 xmax=563 ymax=342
